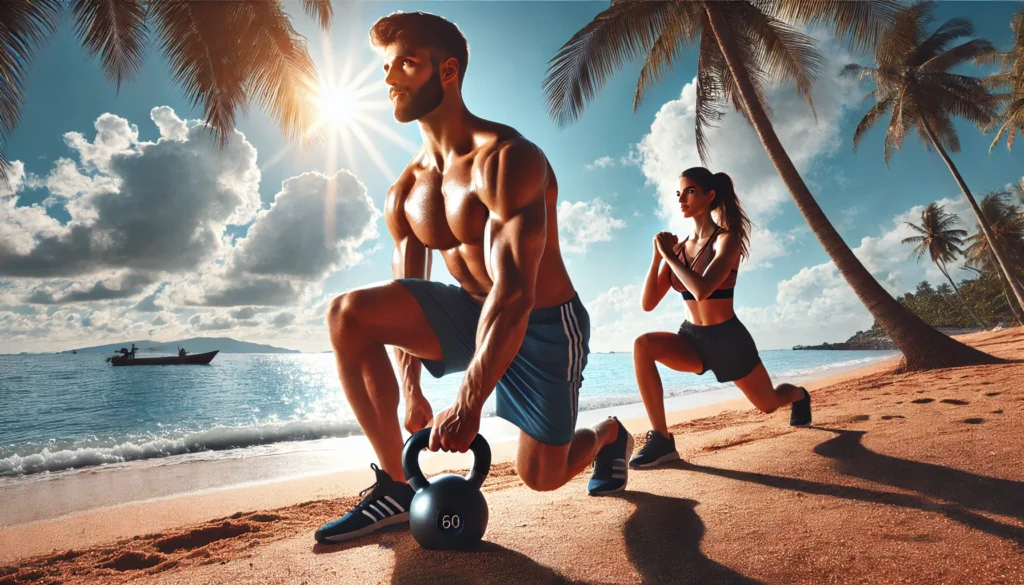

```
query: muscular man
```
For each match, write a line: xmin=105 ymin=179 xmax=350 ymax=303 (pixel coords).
xmin=315 ymin=11 xmax=633 ymax=544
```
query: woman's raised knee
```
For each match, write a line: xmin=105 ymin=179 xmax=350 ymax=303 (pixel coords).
xmin=634 ymin=333 xmax=653 ymax=355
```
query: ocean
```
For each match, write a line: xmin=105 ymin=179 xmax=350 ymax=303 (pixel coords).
xmin=0 ymin=349 xmax=897 ymax=480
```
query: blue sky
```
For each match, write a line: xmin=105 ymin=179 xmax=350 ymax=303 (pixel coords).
xmin=1 ymin=1 xmax=1021 ymax=354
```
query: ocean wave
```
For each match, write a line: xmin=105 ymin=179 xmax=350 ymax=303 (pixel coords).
xmin=0 ymin=420 xmax=363 ymax=477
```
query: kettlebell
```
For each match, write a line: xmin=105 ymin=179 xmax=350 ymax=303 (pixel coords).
xmin=401 ymin=427 xmax=491 ymax=550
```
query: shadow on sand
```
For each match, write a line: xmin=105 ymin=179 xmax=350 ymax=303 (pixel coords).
xmin=680 ymin=427 xmax=1024 ymax=547
xmin=312 ymin=491 xmax=764 ymax=584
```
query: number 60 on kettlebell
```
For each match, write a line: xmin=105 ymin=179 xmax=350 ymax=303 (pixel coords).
xmin=401 ymin=427 xmax=491 ymax=550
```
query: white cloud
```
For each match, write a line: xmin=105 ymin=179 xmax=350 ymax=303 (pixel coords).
xmin=633 ymin=31 xmax=862 ymax=270
xmin=585 ymin=156 xmax=616 ymax=170
xmin=0 ymin=161 xmax=26 ymax=198
xmin=557 ymin=198 xmax=626 ymax=253
xmin=0 ymin=107 xmax=381 ymax=353
xmin=179 ymin=169 xmax=379 ymax=307
xmin=0 ymin=107 xmax=261 ymax=280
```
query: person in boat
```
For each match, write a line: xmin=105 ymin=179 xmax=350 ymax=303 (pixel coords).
xmin=626 ymin=167 xmax=812 ymax=469
xmin=179 ymin=347 xmax=187 ymax=358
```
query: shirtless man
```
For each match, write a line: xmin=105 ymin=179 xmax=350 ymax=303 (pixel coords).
xmin=314 ymin=11 xmax=634 ymax=544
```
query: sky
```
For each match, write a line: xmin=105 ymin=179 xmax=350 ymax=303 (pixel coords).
xmin=1 ymin=1 xmax=1021 ymax=354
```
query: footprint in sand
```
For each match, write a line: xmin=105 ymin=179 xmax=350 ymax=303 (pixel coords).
xmin=991 ymin=410 xmax=1004 ymax=414
xmin=99 ymin=551 xmax=167 ymax=572
xmin=980 ymin=381 xmax=993 ymax=385
xmin=881 ymin=415 xmax=906 ymax=420
xmin=911 ymin=398 xmax=935 ymax=404
xmin=963 ymin=418 xmax=985 ymax=425
xmin=850 ymin=414 xmax=870 ymax=421
xmin=154 ymin=522 xmax=251 ymax=554
xmin=985 ymin=392 xmax=1001 ymax=397
xmin=940 ymin=399 xmax=969 ymax=405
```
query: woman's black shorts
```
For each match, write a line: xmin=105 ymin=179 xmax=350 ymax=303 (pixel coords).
xmin=677 ymin=315 xmax=762 ymax=383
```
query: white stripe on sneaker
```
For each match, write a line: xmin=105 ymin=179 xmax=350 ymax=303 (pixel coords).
xmin=377 ymin=500 xmax=394 ymax=516
xmin=384 ymin=495 xmax=404 ymax=512
xmin=369 ymin=504 xmax=385 ymax=518
xmin=361 ymin=510 xmax=377 ymax=522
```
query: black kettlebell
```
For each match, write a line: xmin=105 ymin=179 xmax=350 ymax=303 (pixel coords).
xmin=401 ymin=427 xmax=491 ymax=550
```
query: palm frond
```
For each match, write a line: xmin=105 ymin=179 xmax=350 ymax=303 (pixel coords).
xmin=853 ymin=92 xmax=895 ymax=150
xmin=0 ymin=0 xmax=62 ymax=188
xmin=910 ymin=16 xmax=973 ymax=66
xmin=876 ymin=0 xmax=933 ymax=67
xmin=70 ymin=0 xmax=149 ymax=91
xmin=987 ymin=97 xmax=1024 ymax=152
xmin=238 ymin=2 xmax=324 ymax=146
xmin=717 ymin=5 xmax=774 ymax=123
xmin=773 ymin=0 xmax=901 ymax=54
xmin=921 ymin=38 xmax=997 ymax=74
xmin=694 ymin=20 xmax=725 ymax=165
xmin=735 ymin=2 xmax=823 ymax=111
xmin=633 ymin=2 xmax=702 ymax=112
xmin=301 ymin=0 xmax=332 ymax=30
xmin=883 ymin=81 xmax=913 ymax=165
xmin=542 ymin=1 xmax=674 ymax=128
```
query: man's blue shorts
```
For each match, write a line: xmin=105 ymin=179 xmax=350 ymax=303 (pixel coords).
xmin=396 ymin=278 xmax=590 ymax=446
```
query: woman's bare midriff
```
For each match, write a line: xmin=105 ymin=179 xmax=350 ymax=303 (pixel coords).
xmin=683 ymin=297 xmax=736 ymax=326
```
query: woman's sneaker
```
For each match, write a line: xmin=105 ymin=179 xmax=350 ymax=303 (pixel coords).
xmin=629 ymin=430 xmax=680 ymax=469
xmin=790 ymin=387 xmax=812 ymax=427
xmin=314 ymin=463 xmax=414 ymax=544
xmin=588 ymin=417 xmax=634 ymax=496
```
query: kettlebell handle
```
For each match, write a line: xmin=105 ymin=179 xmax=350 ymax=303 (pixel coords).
xmin=401 ymin=427 xmax=492 ymax=492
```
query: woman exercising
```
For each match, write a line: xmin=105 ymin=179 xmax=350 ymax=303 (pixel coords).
xmin=628 ymin=167 xmax=811 ymax=469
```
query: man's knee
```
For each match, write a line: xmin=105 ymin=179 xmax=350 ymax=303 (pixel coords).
xmin=327 ymin=290 xmax=369 ymax=340
xmin=516 ymin=458 xmax=566 ymax=492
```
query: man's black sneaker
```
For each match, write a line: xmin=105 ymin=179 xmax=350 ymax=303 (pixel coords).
xmin=314 ymin=463 xmax=414 ymax=544
xmin=588 ymin=417 xmax=634 ymax=496
xmin=790 ymin=387 xmax=811 ymax=427
xmin=628 ymin=430 xmax=680 ymax=469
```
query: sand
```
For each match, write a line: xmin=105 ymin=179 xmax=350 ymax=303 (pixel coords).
xmin=1 ymin=327 xmax=1021 ymax=584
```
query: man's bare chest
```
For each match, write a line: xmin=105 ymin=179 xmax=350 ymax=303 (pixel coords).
xmin=403 ymin=176 xmax=489 ymax=250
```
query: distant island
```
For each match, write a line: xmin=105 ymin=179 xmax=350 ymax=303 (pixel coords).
xmin=793 ymin=326 xmax=984 ymax=351
xmin=59 ymin=336 xmax=301 ymax=355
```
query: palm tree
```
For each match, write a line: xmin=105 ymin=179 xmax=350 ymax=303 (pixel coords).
xmin=902 ymin=202 xmax=988 ymax=328
xmin=964 ymin=192 xmax=1024 ymax=326
xmin=979 ymin=8 xmax=1023 ymax=153
xmin=843 ymin=1 xmax=1024 ymax=316
xmin=541 ymin=0 xmax=1001 ymax=370
xmin=965 ymin=191 xmax=1024 ymax=278
xmin=0 ymin=0 xmax=333 ymax=190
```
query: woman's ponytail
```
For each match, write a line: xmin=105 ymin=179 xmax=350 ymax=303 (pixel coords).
xmin=710 ymin=172 xmax=751 ymax=261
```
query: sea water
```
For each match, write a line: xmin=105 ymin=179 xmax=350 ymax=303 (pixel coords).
xmin=0 ymin=350 xmax=896 ymax=479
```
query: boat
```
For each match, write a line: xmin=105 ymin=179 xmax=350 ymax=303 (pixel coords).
xmin=106 ymin=344 xmax=218 ymax=366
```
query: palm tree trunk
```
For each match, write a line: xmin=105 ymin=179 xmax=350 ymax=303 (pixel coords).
xmin=703 ymin=4 xmax=1002 ymax=371
xmin=920 ymin=118 xmax=1024 ymax=315
xmin=989 ymin=255 xmax=1024 ymax=325
xmin=937 ymin=260 xmax=988 ymax=328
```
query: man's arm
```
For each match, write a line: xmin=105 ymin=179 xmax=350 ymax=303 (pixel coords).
xmin=429 ymin=141 xmax=548 ymax=452
xmin=659 ymin=233 xmax=740 ymax=301
xmin=385 ymin=184 xmax=432 ymax=430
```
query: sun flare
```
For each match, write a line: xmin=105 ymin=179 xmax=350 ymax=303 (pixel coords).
xmin=316 ymin=82 xmax=360 ymax=129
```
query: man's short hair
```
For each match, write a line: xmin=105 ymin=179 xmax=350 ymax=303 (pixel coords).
xmin=369 ymin=11 xmax=469 ymax=87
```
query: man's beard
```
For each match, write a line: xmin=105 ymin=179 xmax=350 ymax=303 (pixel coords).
xmin=393 ymin=68 xmax=444 ymax=123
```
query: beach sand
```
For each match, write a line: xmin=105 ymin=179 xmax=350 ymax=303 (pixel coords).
xmin=1 ymin=327 xmax=1021 ymax=584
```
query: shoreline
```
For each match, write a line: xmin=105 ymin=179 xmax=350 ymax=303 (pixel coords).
xmin=0 ymin=351 xmax=900 ymax=564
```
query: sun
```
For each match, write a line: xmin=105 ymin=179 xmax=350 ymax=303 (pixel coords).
xmin=316 ymin=82 xmax=360 ymax=129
